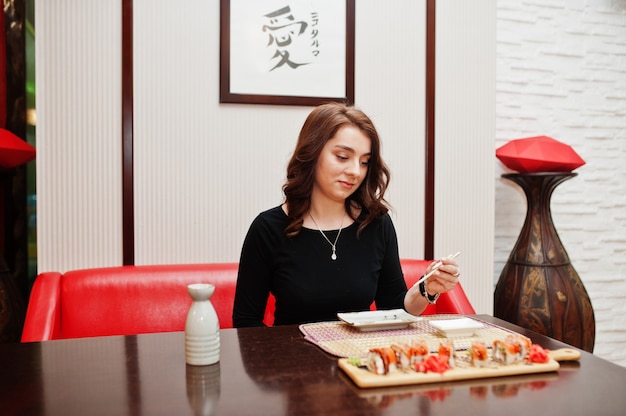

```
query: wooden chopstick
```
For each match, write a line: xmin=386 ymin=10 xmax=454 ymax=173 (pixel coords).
xmin=414 ymin=251 xmax=461 ymax=287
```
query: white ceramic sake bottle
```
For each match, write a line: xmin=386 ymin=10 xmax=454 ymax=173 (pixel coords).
xmin=185 ymin=283 xmax=220 ymax=366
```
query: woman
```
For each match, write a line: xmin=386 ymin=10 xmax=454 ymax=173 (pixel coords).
xmin=233 ymin=102 xmax=459 ymax=327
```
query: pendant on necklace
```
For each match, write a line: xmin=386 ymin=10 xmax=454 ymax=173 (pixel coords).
xmin=309 ymin=212 xmax=344 ymax=262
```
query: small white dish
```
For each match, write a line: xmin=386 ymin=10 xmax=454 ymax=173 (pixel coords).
xmin=337 ymin=309 xmax=420 ymax=332
xmin=428 ymin=317 xmax=484 ymax=337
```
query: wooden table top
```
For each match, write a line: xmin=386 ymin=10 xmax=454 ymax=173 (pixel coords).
xmin=1 ymin=315 xmax=625 ymax=416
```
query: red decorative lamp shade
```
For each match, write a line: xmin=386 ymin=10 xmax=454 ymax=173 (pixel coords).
xmin=496 ymin=135 xmax=585 ymax=173
xmin=0 ymin=128 xmax=36 ymax=169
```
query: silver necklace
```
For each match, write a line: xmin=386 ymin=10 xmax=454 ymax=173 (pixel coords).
xmin=309 ymin=212 xmax=346 ymax=261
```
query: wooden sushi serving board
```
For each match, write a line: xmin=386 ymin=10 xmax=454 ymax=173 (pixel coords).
xmin=338 ymin=357 xmax=560 ymax=388
xmin=338 ymin=348 xmax=579 ymax=389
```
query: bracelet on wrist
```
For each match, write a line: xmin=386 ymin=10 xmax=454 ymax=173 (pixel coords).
xmin=419 ymin=279 xmax=440 ymax=304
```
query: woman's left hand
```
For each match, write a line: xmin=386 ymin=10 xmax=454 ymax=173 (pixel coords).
xmin=424 ymin=257 xmax=460 ymax=294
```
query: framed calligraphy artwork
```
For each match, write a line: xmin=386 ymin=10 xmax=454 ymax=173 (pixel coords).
xmin=220 ymin=0 xmax=355 ymax=106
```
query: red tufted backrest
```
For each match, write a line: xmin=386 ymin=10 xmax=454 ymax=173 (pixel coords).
xmin=22 ymin=260 xmax=474 ymax=342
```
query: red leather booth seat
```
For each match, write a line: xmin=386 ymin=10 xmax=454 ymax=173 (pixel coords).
xmin=21 ymin=260 xmax=475 ymax=342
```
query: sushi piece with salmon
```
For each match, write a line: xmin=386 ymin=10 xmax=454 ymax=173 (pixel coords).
xmin=366 ymin=347 xmax=398 ymax=375
xmin=493 ymin=336 xmax=526 ymax=365
xmin=409 ymin=340 xmax=430 ymax=365
xmin=468 ymin=340 xmax=490 ymax=367
xmin=438 ymin=340 xmax=455 ymax=368
xmin=391 ymin=344 xmax=412 ymax=370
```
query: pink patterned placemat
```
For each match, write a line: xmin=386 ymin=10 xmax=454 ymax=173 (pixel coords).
xmin=299 ymin=315 xmax=518 ymax=358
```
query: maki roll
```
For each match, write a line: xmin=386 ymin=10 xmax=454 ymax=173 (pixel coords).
xmin=409 ymin=340 xmax=430 ymax=365
xmin=366 ymin=347 xmax=398 ymax=375
xmin=511 ymin=334 xmax=532 ymax=359
xmin=493 ymin=336 xmax=525 ymax=365
xmin=438 ymin=340 xmax=455 ymax=368
xmin=469 ymin=340 xmax=489 ymax=367
xmin=391 ymin=344 xmax=411 ymax=370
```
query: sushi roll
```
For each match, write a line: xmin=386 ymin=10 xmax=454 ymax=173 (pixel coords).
xmin=391 ymin=344 xmax=411 ymax=370
xmin=469 ymin=340 xmax=490 ymax=367
xmin=493 ymin=337 xmax=524 ymax=365
xmin=409 ymin=340 xmax=430 ymax=365
xmin=366 ymin=347 xmax=398 ymax=375
xmin=510 ymin=334 xmax=532 ymax=359
xmin=438 ymin=340 xmax=455 ymax=368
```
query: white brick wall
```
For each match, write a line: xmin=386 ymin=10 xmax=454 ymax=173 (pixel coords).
xmin=496 ymin=0 xmax=626 ymax=366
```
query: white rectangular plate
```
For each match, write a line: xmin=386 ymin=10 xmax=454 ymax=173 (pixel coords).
xmin=428 ymin=317 xmax=484 ymax=337
xmin=337 ymin=309 xmax=420 ymax=332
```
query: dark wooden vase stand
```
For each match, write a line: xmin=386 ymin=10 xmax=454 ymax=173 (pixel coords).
xmin=494 ymin=172 xmax=595 ymax=352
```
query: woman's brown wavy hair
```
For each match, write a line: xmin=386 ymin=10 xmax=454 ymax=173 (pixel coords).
xmin=283 ymin=102 xmax=390 ymax=237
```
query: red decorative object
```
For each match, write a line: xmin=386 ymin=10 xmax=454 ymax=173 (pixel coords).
xmin=0 ymin=128 xmax=36 ymax=169
xmin=496 ymin=135 xmax=585 ymax=173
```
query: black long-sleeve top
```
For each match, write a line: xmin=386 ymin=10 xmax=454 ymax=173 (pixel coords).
xmin=233 ymin=206 xmax=408 ymax=327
